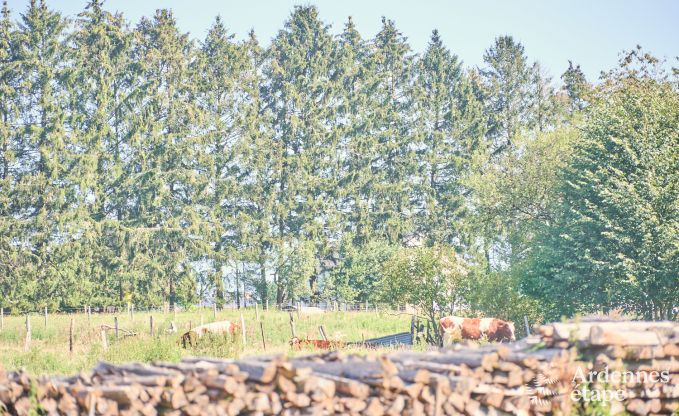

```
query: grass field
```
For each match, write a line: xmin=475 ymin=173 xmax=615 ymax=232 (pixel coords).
xmin=0 ymin=307 xmax=413 ymax=375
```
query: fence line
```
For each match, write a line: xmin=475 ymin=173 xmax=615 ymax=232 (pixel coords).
xmin=0 ymin=301 xmax=410 ymax=316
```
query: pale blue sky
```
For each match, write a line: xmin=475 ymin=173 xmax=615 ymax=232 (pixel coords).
xmin=6 ymin=0 xmax=679 ymax=81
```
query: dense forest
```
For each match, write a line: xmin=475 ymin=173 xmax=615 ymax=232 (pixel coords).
xmin=0 ymin=0 xmax=677 ymax=322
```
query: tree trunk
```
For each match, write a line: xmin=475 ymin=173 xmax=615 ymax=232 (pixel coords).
xmin=259 ymin=248 xmax=268 ymax=304
xmin=235 ymin=266 xmax=241 ymax=309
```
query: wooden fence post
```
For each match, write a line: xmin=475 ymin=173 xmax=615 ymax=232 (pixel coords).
xmin=319 ymin=326 xmax=328 ymax=341
xmin=410 ymin=315 xmax=416 ymax=344
xmin=101 ymin=330 xmax=108 ymax=352
xmin=114 ymin=316 xmax=119 ymax=339
xmin=296 ymin=302 xmax=300 ymax=320
xmin=240 ymin=313 xmax=246 ymax=346
xmin=24 ymin=315 xmax=31 ymax=352
xmin=524 ymin=316 xmax=530 ymax=337
xmin=289 ymin=313 xmax=296 ymax=338
xmin=44 ymin=306 xmax=48 ymax=328
xmin=259 ymin=321 xmax=266 ymax=351
xmin=149 ymin=315 xmax=154 ymax=337
xmin=87 ymin=305 xmax=91 ymax=324
xmin=255 ymin=303 xmax=260 ymax=322
xmin=265 ymin=299 xmax=269 ymax=311
xmin=69 ymin=318 xmax=74 ymax=353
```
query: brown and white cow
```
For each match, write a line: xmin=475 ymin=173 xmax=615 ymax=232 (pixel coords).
xmin=440 ymin=316 xmax=515 ymax=343
xmin=181 ymin=320 xmax=239 ymax=348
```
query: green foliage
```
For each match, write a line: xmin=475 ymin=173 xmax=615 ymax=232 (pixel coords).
xmin=462 ymin=270 xmax=543 ymax=328
xmin=522 ymin=50 xmax=679 ymax=321
xmin=481 ymin=36 xmax=535 ymax=154
xmin=412 ymin=30 xmax=486 ymax=245
xmin=324 ymin=237 xmax=397 ymax=302
xmin=466 ymin=127 xmax=578 ymax=267
xmin=0 ymin=2 xmax=674 ymax=326
xmin=379 ymin=245 xmax=468 ymax=343
xmin=561 ymin=60 xmax=590 ymax=111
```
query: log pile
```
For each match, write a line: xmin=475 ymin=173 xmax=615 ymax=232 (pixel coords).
xmin=538 ymin=320 xmax=679 ymax=415
xmin=0 ymin=320 xmax=677 ymax=415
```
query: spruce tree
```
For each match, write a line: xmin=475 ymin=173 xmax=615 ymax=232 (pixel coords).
xmin=561 ymin=60 xmax=589 ymax=111
xmin=480 ymin=36 xmax=534 ymax=156
xmin=194 ymin=16 xmax=255 ymax=307
xmin=412 ymin=30 xmax=486 ymax=246
xmin=0 ymin=0 xmax=22 ymax=309
xmin=335 ymin=17 xmax=376 ymax=246
xmin=11 ymin=0 xmax=71 ymax=309
xmin=363 ymin=17 xmax=415 ymax=244
xmin=125 ymin=9 xmax=200 ymax=307
xmin=64 ymin=0 xmax=134 ymax=306
xmin=262 ymin=6 xmax=337 ymax=303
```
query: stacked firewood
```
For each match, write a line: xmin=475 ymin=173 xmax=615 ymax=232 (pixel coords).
xmin=0 ymin=320 xmax=677 ymax=415
xmin=538 ymin=320 xmax=679 ymax=415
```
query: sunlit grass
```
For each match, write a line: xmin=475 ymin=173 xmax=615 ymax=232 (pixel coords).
xmin=0 ymin=308 xmax=412 ymax=375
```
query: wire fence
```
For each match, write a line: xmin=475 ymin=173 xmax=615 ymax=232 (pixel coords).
xmin=0 ymin=301 xmax=413 ymax=317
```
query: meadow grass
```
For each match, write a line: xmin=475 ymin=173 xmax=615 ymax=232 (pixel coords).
xmin=0 ymin=308 xmax=412 ymax=375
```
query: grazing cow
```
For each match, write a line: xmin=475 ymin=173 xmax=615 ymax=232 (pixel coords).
xmin=440 ymin=316 xmax=515 ymax=343
xmin=181 ymin=320 xmax=239 ymax=348
xmin=289 ymin=337 xmax=344 ymax=350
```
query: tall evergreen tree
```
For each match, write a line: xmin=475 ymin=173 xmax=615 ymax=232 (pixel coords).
xmin=362 ymin=17 xmax=415 ymax=244
xmin=238 ymin=30 xmax=277 ymax=305
xmin=0 ymin=0 xmax=22 ymax=308
xmin=334 ymin=17 xmax=376 ymax=246
xmin=194 ymin=16 xmax=250 ymax=307
xmin=65 ymin=0 xmax=133 ymax=306
xmin=124 ymin=9 xmax=200 ymax=307
xmin=11 ymin=0 xmax=71 ymax=309
xmin=561 ymin=60 xmax=589 ymax=111
xmin=262 ymin=6 xmax=337 ymax=303
xmin=412 ymin=30 xmax=486 ymax=246
xmin=480 ymin=36 xmax=534 ymax=156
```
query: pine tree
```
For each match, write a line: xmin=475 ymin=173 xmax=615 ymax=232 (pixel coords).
xmin=11 ymin=0 xmax=71 ymax=309
xmin=262 ymin=6 xmax=337 ymax=303
xmin=125 ymin=9 xmax=200 ymax=307
xmin=362 ymin=17 xmax=415 ymax=244
xmin=237 ymin=30 xmax=277 ymax=305
xmin=529 ymin=62 xmax=561 ymax=132
xmin=194 ymin=16 xmax=254 ymax=307
xmin=64 ymin=0 xmax=134 ymax=306
xmin=481 ymin=36 xmax=534 ymax=156
xmin=561 ymin=60 xmax=589 ymax=111
xmin=335 ymin=17 xmax=375 ymax=246
xmin=0 ymin=0 xmax=23 ymax=309
xmin=412 ymin=30 xmax=486 ymax=246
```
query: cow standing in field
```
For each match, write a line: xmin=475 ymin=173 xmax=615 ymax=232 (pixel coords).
xmin=440 ymin=316 xmax=515 ymax=343
xmin=181 ymin=320 xmax=239 ymax=348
